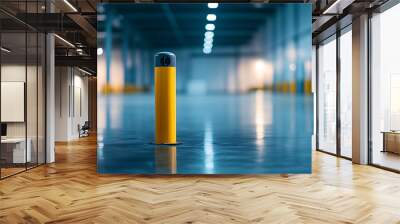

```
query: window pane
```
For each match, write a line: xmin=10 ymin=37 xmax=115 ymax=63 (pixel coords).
xmin=1 ymin=30 xmax=28 ymax=177
xmin=340 ymin=29 xmax=352 ymax=158
xmin=318 ymin=38 xmax=337 ymax=154
xmin=371 ymin=4 xmax=400 ymax=171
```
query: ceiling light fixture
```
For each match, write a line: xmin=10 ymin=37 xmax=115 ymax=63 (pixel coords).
xmin=204 ymin=42 xmax=213 ymax=48
xmin=97 ymin=48 xmax=104 ymax=56
xmin=204 ymin=31 xmax=214 ymax=39
xmin=208 ymin=3 xmax=219 ymax=9
xmin=204 ymin=38 xmax=213 ymax=44
xmin=78 ymin=67 xmax=93 ymax=76
xmin=63 ymin=0 xmax=78 ymax=12
xmin=205 ymin=24 xmax=215 ymax=31
xmin=204 ymin=37 xmax=214 ymax=42
xmin=207 ymin=14 xmax=217 ymax=21
xmin=1 ymin=47 xmax=11 ymax=53
xmin=54 ymin=34 xmax=75 ymax=48
xmin=203 ymin=48 xmax=212 ymax=54
xmin=322 ymin=0 xmax=345 ymax=14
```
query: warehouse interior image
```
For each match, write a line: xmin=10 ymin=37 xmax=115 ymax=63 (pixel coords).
xmin=0 ymin=0 xmax=400 ymax=223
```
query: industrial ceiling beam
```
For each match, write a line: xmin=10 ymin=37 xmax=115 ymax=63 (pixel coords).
xmin=13 ymin=13 xmax=81 ymax=32
xmin=55 ymin=55 xmax=96 ymax=69
xmin=67 ymin=13 xmax=97 ymax=46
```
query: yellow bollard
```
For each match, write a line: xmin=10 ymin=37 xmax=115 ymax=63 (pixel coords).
xmin=154 ymin=52 xmax=176 ymax=144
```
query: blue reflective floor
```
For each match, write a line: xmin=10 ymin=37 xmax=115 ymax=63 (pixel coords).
xmin=97 ymin=92 xmax=313 ymax=174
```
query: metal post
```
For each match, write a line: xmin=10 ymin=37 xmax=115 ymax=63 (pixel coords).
xmin=154 ymin=52 xmax=177 ymax=145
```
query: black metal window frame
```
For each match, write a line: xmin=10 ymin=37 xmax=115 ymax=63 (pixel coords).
xmin=315 ymin=23 xmax=353 ymax=161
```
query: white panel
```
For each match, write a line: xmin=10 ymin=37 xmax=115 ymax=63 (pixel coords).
xmin=390 ymin=74 xmax=400 ymax=130
xmin=1 ymin=82 xmax=25 ymax=122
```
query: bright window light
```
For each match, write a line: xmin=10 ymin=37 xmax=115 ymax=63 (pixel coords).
xmin=289 ymin=63 xmax=296 ymax=71
xmin=63 ymin=0 xmax=78 ymax=12
xmin=204 ymin=31 xmax=214 ymax=38
xmin=208 ymin=3 xmax=219 ymax=9
xmin=255 ymin=60 xmax=265 ymax=72
xmin=207 ymin=14 xmax=217 ymax=21
xmin=97 ymin=48 xmax=104 ymax=56
xmin=203 ymin=48 xmax=212 ymax=54
xmin=205 ymin=24 xmax=215 ymax=31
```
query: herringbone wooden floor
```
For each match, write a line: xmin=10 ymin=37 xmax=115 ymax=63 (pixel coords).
xmin=1 ymin=136 xmax=400 ymax=224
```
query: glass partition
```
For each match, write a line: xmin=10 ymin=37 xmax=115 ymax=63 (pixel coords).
xmin=0 ymin=2 xmax=46 ymax=179
xmin=1 ymin=30 xmax=28 ymax=177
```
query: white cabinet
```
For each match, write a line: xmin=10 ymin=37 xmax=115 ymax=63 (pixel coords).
xmin=1 ymin=138 xmax=32 ymax=163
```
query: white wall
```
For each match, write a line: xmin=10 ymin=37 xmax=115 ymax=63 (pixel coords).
xmin=55 ymin=67 xmax=89 ymax=141
xmin=1 ymin=65 xmax=37 ymax=138
xmin=1 ymin=63 xmax=46 ymax=163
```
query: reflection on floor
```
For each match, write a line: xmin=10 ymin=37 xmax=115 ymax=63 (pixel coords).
xmin=97 ymin=92 xmax=314 ymax=174
xmin=0 ymin=167 xmax=25 ymax=178
xmin=1 ymin=136 xmax=400 ymax=223
xmin=0 ymin=162 xmax=43 ymax=179
xmin=373 ymin=151 xmax=400 ymax=170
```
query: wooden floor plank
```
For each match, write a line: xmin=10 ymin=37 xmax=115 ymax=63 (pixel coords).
xmin=1 ymin=135 xmax=400 ymax=223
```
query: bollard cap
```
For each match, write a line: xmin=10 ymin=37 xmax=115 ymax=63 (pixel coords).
xmin=155 ymin=52 xmax=176 ymax=67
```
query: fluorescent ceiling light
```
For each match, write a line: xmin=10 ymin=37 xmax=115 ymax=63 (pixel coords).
xmin=322 ymin=0 xmax=345 ymax=14
xmin=54 ymin=34 xmax=75 ymax=48
xmin=1 ymin=47 xmax=11 ymax=53
xmin=97 ymin=48 xmax=104 ymax=56
xmin=204 ymin=46 xmax=212 ymax=51
xmin=78 ymin=67 xmax=93 ymax=76
xmin=205 ymin=24 xmax=215 ymax=31
xmin=63 ymin=0 xmax=78 ymax=12
xmin=204 ymin=37 xmax=213 ymax=43
xmin=203 ymin=48 xmax=212 ymax=54
xmin=208 ymin=3 xmax=219 ymax=9
xmin=207 ymin=14 xmax=217 ymax=21
xmin=204 ymin=31 xmax=214 ymax=38
xmin=204 ymin=38 xmax=213 ymax=44
xmin=204 ymin=42 xmax=213 ymax=48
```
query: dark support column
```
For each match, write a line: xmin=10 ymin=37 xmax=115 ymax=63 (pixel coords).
xmin=336 ymin=29 xmax=341 ymax=156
